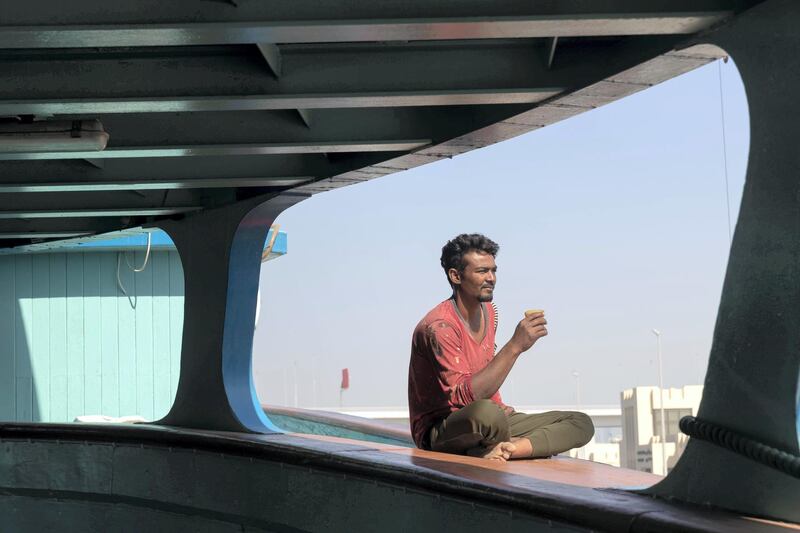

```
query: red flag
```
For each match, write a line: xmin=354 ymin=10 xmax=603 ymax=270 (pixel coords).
xmin=340 ymin=368 xmax=350 ymax=390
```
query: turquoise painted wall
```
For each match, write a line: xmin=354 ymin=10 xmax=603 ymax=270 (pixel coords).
xmin=0 ymin=250 xmax=184 ymax=423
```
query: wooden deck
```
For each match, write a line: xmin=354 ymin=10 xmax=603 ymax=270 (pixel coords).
xmin=293 ymin=432 xmax=659 ymax=489
xmin=289 ymin=431 xmax=799 ymax=531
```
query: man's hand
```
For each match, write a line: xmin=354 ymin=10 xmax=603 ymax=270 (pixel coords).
xmin=469 ymin=312 xmax=548 ymax=400
xmin=509 ymin=312 xmax=548 ymax=354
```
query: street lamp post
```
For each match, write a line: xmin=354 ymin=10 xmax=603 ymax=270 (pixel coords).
xmin=652 ymin=329 xmax=667 ymax=475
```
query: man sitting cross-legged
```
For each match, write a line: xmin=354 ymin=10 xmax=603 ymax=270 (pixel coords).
xmin=408 ymin=233 xmax=594 ymax=461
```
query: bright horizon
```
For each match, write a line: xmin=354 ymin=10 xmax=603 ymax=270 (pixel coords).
xmin=253 ymin=58 xmax=749 ymax=410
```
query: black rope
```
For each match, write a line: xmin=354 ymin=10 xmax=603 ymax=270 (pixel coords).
xmin=680 ymin=416 xmax=800 ymax=478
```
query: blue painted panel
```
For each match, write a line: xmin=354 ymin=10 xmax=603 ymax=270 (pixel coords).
xmin=30 ymin=255 xmax=50 ymax=421
xmin=15 ymin=377 xmax=32 ymax=422
xmin=14 ymin=256 xmax=33 ymax=422
xmin=83 ymin=254 xmax=102 ymax=416
xmin=269 ymin=230 xmax=288 ymax=255
xmin=0 ymin=250 xmax=186 ymax=422
xmin=0 ymin=228 xmax=286 ymax=423
xmin=117 ymin=252 xmax=138 ymax=417
xmin=134 ymin=250 xmax=155 ymax=420
xmin=53 ymin=228 xmax=286 ymax=257
xmin=66 ymin=254 xmax=85 ymax=421
xmin=0 ymin=242 xmax=286 ymax=424
xmin=152 ymin=252 xmax=172 ymax=418
xmin=49 ymin=254 xmax=68 ymax=422
xmin=73 ymin=230 xmax=177 ymax=251
xmin=99 ymin=253 xmax=120 ymax=417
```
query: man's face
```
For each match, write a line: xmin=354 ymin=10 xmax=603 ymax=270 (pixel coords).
xmin=449 ymin=250 xmax=497 ymax=302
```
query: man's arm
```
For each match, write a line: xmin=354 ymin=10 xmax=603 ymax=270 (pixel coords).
xmin=469 ymin=312 xmax=548 ymax=400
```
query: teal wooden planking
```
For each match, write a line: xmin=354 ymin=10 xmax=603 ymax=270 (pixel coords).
xmin=152 ymin=251 xmax=172 ymax=419
xmin=0 ymin=231 xmax=283 ymax=423
xmin=169 ymin=252 xmax=184 ymax=401
xmin=49 ymin=254 xmax=68 ymax=422
xmin=82 ymin=254 xmax=102 ymax=416
xmin=133 ymin=250 xmax=155 ymax=420
xmin=99 ymin=253 xmax=120 ymax=417
xmin=66 ymin=254 xmax=85 ymax=421
xmin=14 ymin=255 xmax=33 ymax=422
xmin=0 ymin=258 xmax=15 ymax=421
xmin=1 ymin=249 xmax=188 ymax=423
xmin=30 ymin=255 xmax=50 ymax=421
xmin=117 ymin=252 xmax=138 ymax=417
xmin=14 ymin=377 xmax=32 ymax=422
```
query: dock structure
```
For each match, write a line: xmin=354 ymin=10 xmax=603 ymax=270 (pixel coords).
xmin=0 ymin=1 xmax=798 ymax=530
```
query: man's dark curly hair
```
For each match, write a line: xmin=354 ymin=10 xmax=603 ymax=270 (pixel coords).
xmin=440 ymin=233 xmax=499 ymax=285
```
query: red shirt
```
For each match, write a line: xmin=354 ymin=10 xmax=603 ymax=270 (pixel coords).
xmin=407 ymin=299 xmax=506 ymax=448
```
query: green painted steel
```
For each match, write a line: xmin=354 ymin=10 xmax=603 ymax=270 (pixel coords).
xmin=0 ymin=251 xmax=184 ymax=422
xmin=0 ymin=432 xmax=584 ymax=533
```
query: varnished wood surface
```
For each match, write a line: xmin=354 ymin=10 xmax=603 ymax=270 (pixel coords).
xmin=748 ymin=519 xmax=800 ymax=531
xmin=292 ymin=432 xmax=660 ymax=489
xmin=291 ymin=431 xmax=800 ymax=531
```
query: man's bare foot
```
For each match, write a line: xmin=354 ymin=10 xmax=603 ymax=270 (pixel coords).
xmin=482 ymin=441 xmax=516 ymax=462
xmin=509 ymin=437 xmax=533 ymax=459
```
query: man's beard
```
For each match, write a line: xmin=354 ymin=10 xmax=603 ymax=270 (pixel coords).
xmin=478 ymin=288 xmax=494 ymax=302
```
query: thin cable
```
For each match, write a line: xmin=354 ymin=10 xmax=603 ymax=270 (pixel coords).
xmin=718 ymin=59 xmax=734 ymax=246
xmin=116 ymin=232 xmax=152 ymax=309
xmin=116 ymin=252 xmax=136 ymax=309
xmin=124 ymin=232 xmax=152 ymax=272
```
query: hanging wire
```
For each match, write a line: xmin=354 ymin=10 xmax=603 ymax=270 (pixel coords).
xmin=116 ymin=253 xmax=136 ymax=309
xmin=125 ymin=231 xmax=152 ymax=272
xmin=116 ymin=231 xmax=153 ymax=309
xmin=718 ymin=58 xmax=734 ymax=246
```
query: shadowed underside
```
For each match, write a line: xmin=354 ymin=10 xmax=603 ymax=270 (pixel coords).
xmin=0 ymin=0 xmax=759 ymax=248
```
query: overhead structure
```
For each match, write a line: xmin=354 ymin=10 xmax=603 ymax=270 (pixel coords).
xmin=2 ymin=0 xmax=800 ymax=530
xmin=0 ymin=0 xmax=761 ymax=245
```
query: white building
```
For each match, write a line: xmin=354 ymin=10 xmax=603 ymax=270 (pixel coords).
xmin=620 ymin=385 xmax=703 ymax=475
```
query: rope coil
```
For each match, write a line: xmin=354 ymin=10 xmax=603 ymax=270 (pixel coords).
xmin=680 ymin=416 xmax=800 ymax=478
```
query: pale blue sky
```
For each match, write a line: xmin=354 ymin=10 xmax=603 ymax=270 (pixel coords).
xmin=253 ymin=59 xmax=749 ymax=409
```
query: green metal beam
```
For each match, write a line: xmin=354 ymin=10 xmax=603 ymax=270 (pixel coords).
xmin=0 ymin=207 xmax=200 ymax=218
xmin=0 ymin=140 xmax=431 ymax=161
xmin=0 ymin=177 xmax=313 ymax=193
xmin=0 ymin=12 xmax=734 ymax=49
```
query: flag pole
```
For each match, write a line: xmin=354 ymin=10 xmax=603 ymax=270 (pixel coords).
xmin=340 ymin=368 xmax=349 ymax=408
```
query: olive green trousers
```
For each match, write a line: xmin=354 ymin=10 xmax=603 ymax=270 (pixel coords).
xmin=428 ymin=399 xmax=594 ymax=458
